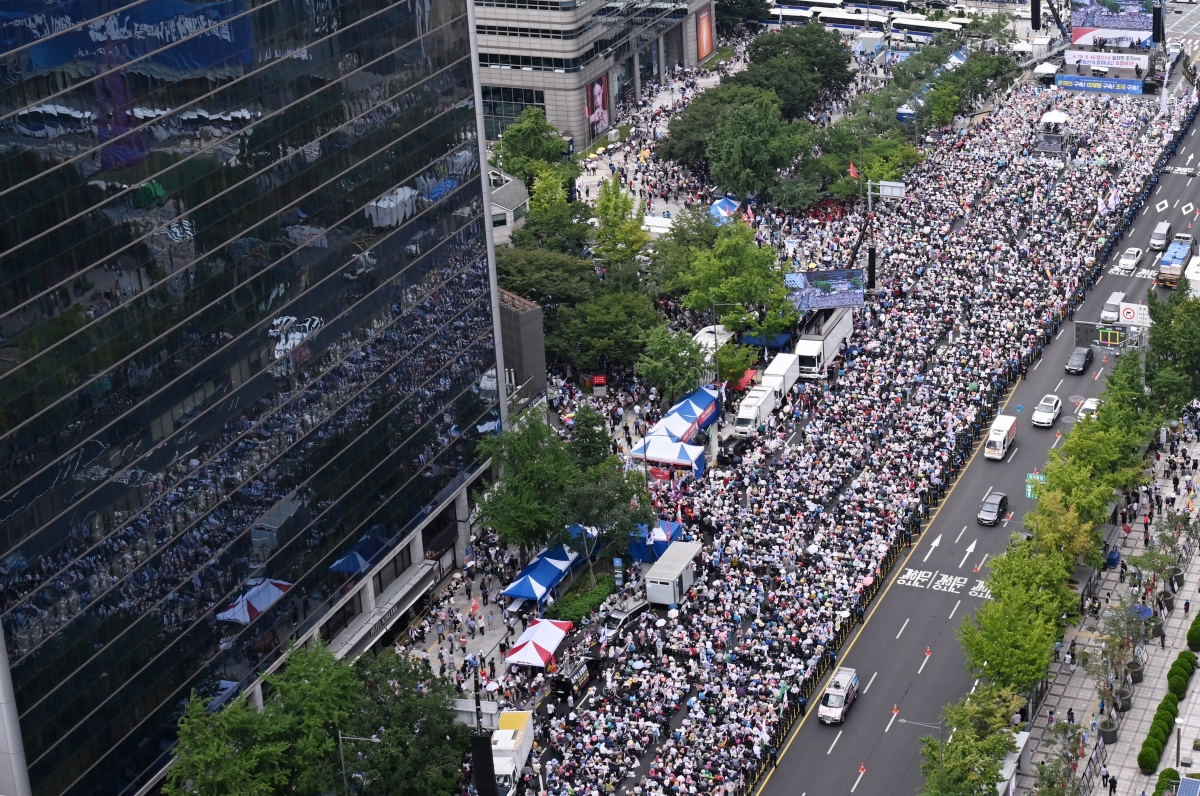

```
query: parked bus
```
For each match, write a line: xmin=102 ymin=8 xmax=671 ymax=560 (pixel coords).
xmin=776 ymin=0 xmax=844 ymax=12
xmin=819 ymin=9 xmax=891 ymax=31
xmin=765 ymin=6 xmax=815 ymax=24
xmin=888 ymin=16 xmax=962 ymax=41
xmin=845 ymin=0 xmax=913 ymax=13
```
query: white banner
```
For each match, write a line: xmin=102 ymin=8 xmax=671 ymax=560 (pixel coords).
xmin=1065 ymin=50 xmax=1150 ymax=70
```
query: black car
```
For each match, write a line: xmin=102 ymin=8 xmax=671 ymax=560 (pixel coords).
xmin=717 ymin=436 xmax=752 ymax=466
xmin=977 ymin=492 xmax=1008 ymax=526
xmin=1064 ymin=346 xmax=1093 ymax=375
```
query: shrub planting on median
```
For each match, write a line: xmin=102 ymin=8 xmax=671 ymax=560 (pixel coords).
xmin=1139 ymin=652 xmax=1197 ymax=773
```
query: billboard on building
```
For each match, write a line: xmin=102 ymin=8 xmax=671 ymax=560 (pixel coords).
xmin=585 ymin=74 xmax=610 ymax=138
xmin=785 ymin=269 xmax=865 ymax=311
xmin=1069 ymin=0 xmax=1153 ymax=46
xmin=1065 ymin=50 xmax=1150 ymax=70
xmin=697 ymin=6 xmax=714 ymax=61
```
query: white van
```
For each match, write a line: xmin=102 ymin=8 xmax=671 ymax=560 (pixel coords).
xmin=1100 ymin=291 xmax=1126 ymax=323
xmin=985 ymin=415 xmax=1017 ymax=460
xmin=1150 ymin=221 xmax=1172 ymax=251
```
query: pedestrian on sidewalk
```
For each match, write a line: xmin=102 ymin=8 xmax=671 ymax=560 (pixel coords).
xmin=1186 ymin=599 xmax=1191 ymax=617
xmin=1067 ymin=708 xmax=1075 ymax=724
xmin=1108 ymin=775 xmax=1117 ymax=795
xmin=1100 ymin=765 xmax=1108 ymax=788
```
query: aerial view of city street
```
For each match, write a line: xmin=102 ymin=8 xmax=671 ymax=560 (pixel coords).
xmin=4 ymin=0 xmax=1200 ymax=794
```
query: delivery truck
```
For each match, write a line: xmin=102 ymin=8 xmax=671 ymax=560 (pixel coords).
xmin=734 ymin=386 xmax=777 ymax=438
xmin=1157 ymin=233 xmax=1195 ymax=288
xmin=984 ymin=415 xmax=1017 ymax=461
xmin=794 ymin=308 xmax=853 ymax=380
xmin=491 ymin=711 xmax=535 ymax=796
xmin=818 ymin=667 xmax=859 ymax=724
xmin=760 ymin=353 xmax=800 ymax=403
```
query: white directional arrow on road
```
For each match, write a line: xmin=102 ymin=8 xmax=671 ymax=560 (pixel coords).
xmin=1189 ymin=153 xmax=1195 ymax=166
xmin=959 ymin=539 xmax=977 ymax=568
xmin=923 ymin=533 xmax=942 ymax=562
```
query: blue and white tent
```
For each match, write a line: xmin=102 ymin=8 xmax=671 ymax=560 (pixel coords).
xmin=629 ymin=437 xmax=706 ymax=475
xmin=709 ymin=197 xmax=740 ymax=224
xmin=669 ymin=387 xmax=721 ymax=429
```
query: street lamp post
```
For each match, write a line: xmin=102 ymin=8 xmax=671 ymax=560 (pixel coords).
xmin=339 ymin=731 xmax=382 ymax=796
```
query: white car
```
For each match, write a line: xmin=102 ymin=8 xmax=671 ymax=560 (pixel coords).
xmin=1118 ymin=247 xmax=1144 ymax=270
xmin=1077 ymin=397 xmax=1101 ymax=421
xmin=1031 ymin=394 xmax=1062 ymax=427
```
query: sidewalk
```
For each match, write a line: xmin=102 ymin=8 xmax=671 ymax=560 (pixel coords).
xmin=1016 ymin=445 xmax=1200 ymax=794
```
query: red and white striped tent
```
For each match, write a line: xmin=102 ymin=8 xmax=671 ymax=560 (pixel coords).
xmin=216 ymin=579 xmax=293 ymax=624
xmin=504 ymin=618 xmax=573 ymax=667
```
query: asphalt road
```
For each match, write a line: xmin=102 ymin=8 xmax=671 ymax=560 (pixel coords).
xmin=758 ymin=105 xmax=1199 ymax=796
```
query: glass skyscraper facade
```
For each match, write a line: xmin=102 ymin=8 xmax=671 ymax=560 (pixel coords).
xmin=0 ymin=0 xmax=501 ymax=793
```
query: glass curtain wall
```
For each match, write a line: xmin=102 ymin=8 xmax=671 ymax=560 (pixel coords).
xmin=0 ymin=0 xmax=500 ymax=793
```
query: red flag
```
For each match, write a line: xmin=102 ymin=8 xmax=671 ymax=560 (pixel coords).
xmin=470 ymin=597 xmax=479 ymax=615
xmin=848 ymin=162 xmax=860 ymax=179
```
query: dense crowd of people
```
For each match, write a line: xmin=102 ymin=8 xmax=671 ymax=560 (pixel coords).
xmin=464 ymin=32 xmax=1200 ymax=796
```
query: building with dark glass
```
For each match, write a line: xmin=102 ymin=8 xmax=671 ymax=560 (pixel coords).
xmin=0 ymin=0 xmax=505 ymax=793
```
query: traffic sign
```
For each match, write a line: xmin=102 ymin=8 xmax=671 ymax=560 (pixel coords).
xmin=1025 ymin=472 xmax=1047 ymax=499
xmin=1118 ymin=302 xmax=1151 ymax=328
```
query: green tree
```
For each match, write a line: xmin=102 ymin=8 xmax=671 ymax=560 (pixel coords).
xmin=495 ymin=246 xmax=596 ymax=313
xmin=729 ymin=27 xmax=852 ymax=122
xmin=706 ymin=97 xmax=801 ymax=197
xmin=659 ymin=84 xmax=779 ymax=167
xmin=265 ymin=638 xmax=362 ymax=795
xmin=568 ymin=403 xmax=613 ymax=471
xmin=716 ymin=0 xmax=770 ymax=30
xmin=561 ymin=457 xmax=654 ymax=586
xmin=636 ymin=326 xmax=708 ymax=406
xmin=770 ymin=173 xmax=823 ymax=214
xmin=548 ymin=292 xmax=664 ymax=370
xmin=715 ymin=343 xmax=758 ymax=385
xmin=681 ymin=221 xmax=797 ymax=344
xmin=346 ymin=650 xmax=470 ymax=796
xmin=1024 ymin=488 xmax=1101 ymax=564
xmin=646 ymin=204 xmax=723 ymax=297
xmin=957 ymin=590 xmax=1055 ymax=691
xmin=476 ymin=412 xmax=577 ymax=552
xmin=165 ymin=696 xmax=293 ymax=796
xmin=510 ymin=168 xmax=591 ymax=253
xmin=592 ymin=176 xmax=651 ymax=288
xmin=929 ymin=83 xmax=961 ymax=126
xmin=1033 ymin=722 xmax=1084 ymax=796
xmin=919 ymin=686 xmax=1023 ymax=796
xmin=986 ymin=542 xmax=1076 ymax=624
xmin=494 ymin=107 xmax=578 ymax=187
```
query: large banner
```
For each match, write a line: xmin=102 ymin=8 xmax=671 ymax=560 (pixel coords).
xmin=697 ymin=6 xmax=714 ymax=61
xmin=1055 ymin=74 xmax=1144 ymax=94
xmin=1065 ymin=49 xmax=1150 ymax=70
xmin=585 ymin=74 xmax=609 ymax=138
xmin=785 ymin=269 xmax=865 ymax=311
xmin=1070 ymin=0 xmax=1152 ymax=46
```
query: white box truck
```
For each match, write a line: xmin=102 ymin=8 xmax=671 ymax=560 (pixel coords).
xmin=794 ymin=308 xmax=853 ymax=380
xmin=645 ymin=541 xmax=702 ymax=606
xmin=760 ymin=353 xmax=800 ymax=402
xmin=734 ymin=386 xmax=776 ymax=438
xmin=984 ymin=415 xmax=1017 ymax=461
xmin=492 ymin=711 xmax=534 ymax=796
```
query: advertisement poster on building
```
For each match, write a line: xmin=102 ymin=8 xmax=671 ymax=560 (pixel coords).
xmin=585 ymin=74 xmax=610 ymax=138
xmin=697 ymin=6 xmax=714 ymax=61
xmin=1069 ymin=0 xmax=1152 ymax=46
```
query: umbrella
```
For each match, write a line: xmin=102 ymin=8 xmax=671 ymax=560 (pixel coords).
xmin=1132 ymin=605 xmax=1154 ymax=621
xmin=217 ymin=579 xmax=293 ymax=624
xmin=486 ymin=681 xmax=501 ymax=692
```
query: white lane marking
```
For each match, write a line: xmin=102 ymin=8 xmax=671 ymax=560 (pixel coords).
xmin=864 ymin=671 xmax=878 ymax=693
xmin=1095 ymin=366 xmax=1105 ymax=380
xmin=983 ymin=485 xmax=993 ymax=500
xmin=1190 ymin=178 xmax=1195 ymax=187
xmin=1096 ymin=274 xmax=1104 ymax=285
xmin=1008 ymin=446 xmax=1019 ymax=463
xmin=1033 ymin=357 xmax=1042 ymax=369
xmin=1051 ymin=435 xmax=1062 ymax=449
xmin=923 ymin=534 xmax=942 ymax=562
xmin=976 ymin=553 xmax=989 ymax=571
xmin=955 ymin=525 xmax=967 ymax=543
xmin=918 ymin=653 xmax=931 ymax=674
xmin=1158 ymin=199 xmax=1170 ymax=212
xmin=851 ymin=766 xmax=865 ymax=793
xmin=1055 ymin=378 xmax=1063 ymax=391
xmin=959 ymin=540 xmax=977 ymax=568
xmin=896 ymin=618 xmax=910 ymax=639
xmin=949 ymin=599 xmax=961 ymax=619
xmin=828 ymin=730 xmax=843 ymax=755
xmin=1056 ymin=327 xmax=1066 ymax=339
xmin=886 ymin=710 xmax=898 ymax=732
xmin=1157 ymin=185 xmax=1164 ymax=196
xmin=1176 ymin=199 xmax=1181 ymax=208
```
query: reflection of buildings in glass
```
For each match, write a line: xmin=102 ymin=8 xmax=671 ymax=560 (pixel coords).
xmin=475 ymin=0 xmax=716 ymax=144
xmin=0 ymin=0 xmax=501 ymax=793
